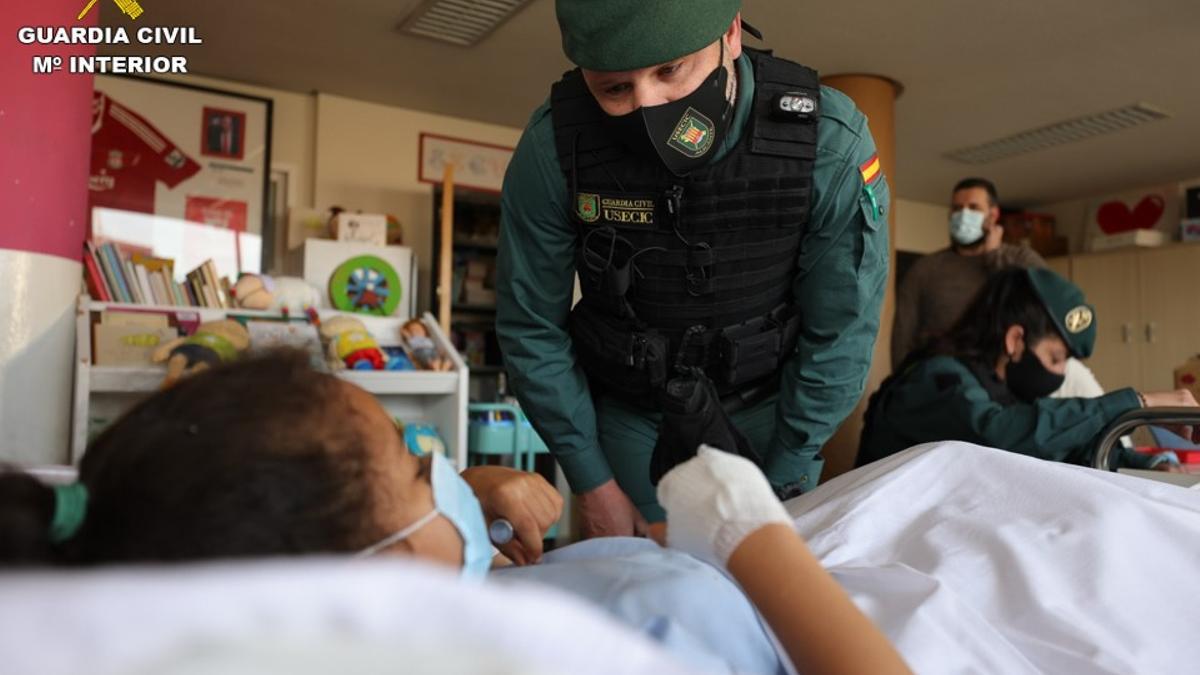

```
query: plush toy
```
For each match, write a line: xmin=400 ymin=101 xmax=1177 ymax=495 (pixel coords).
xmin=401 ymin=422 xmax=447 ymax=457
xmin=319 ymin=315 xmax=404 ymax=371
xmin=400 ymin=319 xmax=453 ymax=371
xmin=231 ymin=274 xmax=322 ymax=322
xmin=152 ymin=319 xmax=250 ymax=387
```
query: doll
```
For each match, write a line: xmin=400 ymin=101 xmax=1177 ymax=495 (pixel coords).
xmin=320 ymin=315 xmax=404 ymax=371
xmin=231 ymin=274 xmax=321 ymax=323
xmin=152 ymin=319 xmax=250 ymax=387
xmin=400 ymin=319 xmax=452 ymax=371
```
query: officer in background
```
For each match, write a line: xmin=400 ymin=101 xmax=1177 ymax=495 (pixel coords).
xmin=497 ymin=0 xmax=890 ymax=537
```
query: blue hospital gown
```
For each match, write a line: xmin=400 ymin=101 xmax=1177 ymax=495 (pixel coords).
xmin=491 ymin=537 xmax=786 ymax=675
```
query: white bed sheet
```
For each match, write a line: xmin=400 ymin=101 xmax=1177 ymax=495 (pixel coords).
xmin=0 ymin=557 xmax=697 ymax=675
xmin=792 ymin=442 xmax=1200 ymax=675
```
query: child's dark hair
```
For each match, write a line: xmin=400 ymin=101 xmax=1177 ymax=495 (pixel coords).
xmin=0 ymin=351 xmax=382 ymax=567
xmin=934 ymin=268 xmax=1059 ymax=368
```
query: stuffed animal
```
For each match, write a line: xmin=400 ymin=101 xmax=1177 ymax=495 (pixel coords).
xmin=319 ymin=315 xmax=404 ymax=371
xmin=400 ymin=319 xmax=452 ymax=371
xmin=231 ymin=274 xmax=321 ymax=320
xmin=152 ymin=319 xmax=250 ymax=387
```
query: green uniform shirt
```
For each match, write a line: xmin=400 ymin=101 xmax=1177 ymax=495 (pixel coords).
xmin=497 ymin=55 xmax=890 ymax=492
xmin=859 ymin=355 xmax=1165 ymax=468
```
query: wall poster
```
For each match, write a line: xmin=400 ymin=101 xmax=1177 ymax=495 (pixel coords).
xmin=89 ymin=75 xmax=272 ymax=249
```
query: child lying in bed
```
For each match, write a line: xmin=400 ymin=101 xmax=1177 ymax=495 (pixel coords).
xmin=0 ymin=352 xmax=909 ymax=675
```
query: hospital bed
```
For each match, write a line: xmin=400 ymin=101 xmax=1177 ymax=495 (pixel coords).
xmin=1093 ymin=406 xmax=1200 ymax=488
xmin=2 ymin=440 xmax=1199 ymax=675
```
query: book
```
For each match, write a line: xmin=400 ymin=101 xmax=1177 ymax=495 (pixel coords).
xmin=81 ymin=243 xmax=111 ymax=302
xmin=148 ymin=269 xmax=168 ymax=306
xmin=202 ymin=260 xmax=226 ymax=308
xmin=134 ymin=264 xmax=156 ymax=305
xmin=123 ymin=260 xmax=144 ymax=304
xmin=99 ymin=243 xmax=132 ymax=303
xmin=87 ymin=241 xmax=118 ymax=302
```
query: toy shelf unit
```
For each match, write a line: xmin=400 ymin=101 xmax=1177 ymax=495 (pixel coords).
xmin=72 ymin=296 xmax=469 ymax=468
xmin=431 ymin=185 xmax=506 ymax=401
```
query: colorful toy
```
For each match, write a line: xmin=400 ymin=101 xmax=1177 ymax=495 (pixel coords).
xmin=151 ymin=319 xmax=250 ymax=387
xmin=231 ymin=274 xmax=321 ymax=322
xmin=319 ymin=315 xmax=403 ymax=371
xmin=328 ymin=255 xmax=402 ymax=316
xmin=402 ymin=422 xmax=447 ymax=457
xmin=400 ymin=318 xmax=452 ymax=371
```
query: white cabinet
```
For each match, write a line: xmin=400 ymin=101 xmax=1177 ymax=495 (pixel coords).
xmin=72 ymin=297 xmax=469 ymax=467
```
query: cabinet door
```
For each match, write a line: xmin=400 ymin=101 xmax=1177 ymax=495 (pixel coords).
xmin=1071 ymin=250 xmax=1141 ymax=392
xmin=1137 ymin=245 xmax=1200 ymax=391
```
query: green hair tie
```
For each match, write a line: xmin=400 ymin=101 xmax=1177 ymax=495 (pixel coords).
xmin=49 ymin=483 xmax=89 ymax=544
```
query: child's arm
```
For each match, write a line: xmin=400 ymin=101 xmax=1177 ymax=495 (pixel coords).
xmin=727 ymin=524 xmax=910 ymax=675
xmin=658 ymin=448 xmax=911 ymax=675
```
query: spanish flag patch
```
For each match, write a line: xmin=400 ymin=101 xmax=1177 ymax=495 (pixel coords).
xmin=859 ymin=153 xmax=882 ymax=186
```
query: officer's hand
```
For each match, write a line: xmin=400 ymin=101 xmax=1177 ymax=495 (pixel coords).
xmin=577 ymin=479 xmax=649 ymax=539
xmin=459 ymin=466 xmax=563 ymax=565
xmin=983 ymin=221 xmax=1005 ymax=252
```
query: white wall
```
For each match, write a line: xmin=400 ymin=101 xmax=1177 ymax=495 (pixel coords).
xmin=312 ymin=93 xmax=522 ymax=313
xmin=1033 ymin=175 xmax=1200 ymax=254
xmin=894 ymin=198 xmax=947 ymax=254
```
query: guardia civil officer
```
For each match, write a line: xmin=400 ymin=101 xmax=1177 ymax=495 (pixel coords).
xmin=497 ymin=0 xmax=890 ymax=537
xmin=858 ymin=268 xmax=1197 ymax=469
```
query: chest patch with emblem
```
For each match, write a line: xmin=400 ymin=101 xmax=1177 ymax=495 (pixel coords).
xmin=577 ymin=193 xmax=657 ymax=227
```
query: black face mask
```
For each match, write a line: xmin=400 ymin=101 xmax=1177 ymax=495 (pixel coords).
xmin=1005 ymin=341 xmax=1065 ymax=402
xmin=601 ymin=43 xmax=733 ymax=177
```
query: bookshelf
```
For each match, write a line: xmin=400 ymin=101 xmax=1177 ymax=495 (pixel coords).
xmin=431 ymin=186 xmax=505 ymax=401
xmin=72 ymin=296 xmax=469 ymax=467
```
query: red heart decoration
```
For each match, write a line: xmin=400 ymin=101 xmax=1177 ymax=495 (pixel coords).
xmin=1097 ymin=201 xmax=1132 ymax=234
xmin=1131 ymin=195 xmax=1165 ymax=230
xmin=1097 ymin=195 xmax=1165 ymax=234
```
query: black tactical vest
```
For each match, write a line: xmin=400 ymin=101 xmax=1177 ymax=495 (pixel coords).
xmin=550 ymin=48 xmax=820 ymax=408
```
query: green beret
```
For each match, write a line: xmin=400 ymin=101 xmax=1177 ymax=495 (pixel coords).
xmin=556 ymin=0 xmax=741 ymax=71
xmin=1025 ymin=268 xmax=1096 ymax=359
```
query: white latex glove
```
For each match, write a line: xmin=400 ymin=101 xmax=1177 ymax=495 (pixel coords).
xmin=656 ymin=445 xmax=792 ymax=566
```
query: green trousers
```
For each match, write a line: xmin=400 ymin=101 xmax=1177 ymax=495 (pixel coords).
xmin=595 ymin=393 xmax=779 ymax=522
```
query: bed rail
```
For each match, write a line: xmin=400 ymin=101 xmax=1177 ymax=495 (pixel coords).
xmin=1092 ymin=407 xmax=1200 ymax=471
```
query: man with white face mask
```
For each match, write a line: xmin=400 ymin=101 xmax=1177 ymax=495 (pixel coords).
xmin=891 ymin=177 xmax=1045 ymax=369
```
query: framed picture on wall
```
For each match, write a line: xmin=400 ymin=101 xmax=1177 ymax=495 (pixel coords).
xmin=89 ymin=75 xmax=272 ymax=250
xmin=418 ymin=133 xmax=513 ymax=193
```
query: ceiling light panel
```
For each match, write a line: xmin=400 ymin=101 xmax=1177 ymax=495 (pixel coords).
xmin=399 ymin=0 xmax=535 ymax=47
xmin=945 ymin=103 xmax=1171 ymax=165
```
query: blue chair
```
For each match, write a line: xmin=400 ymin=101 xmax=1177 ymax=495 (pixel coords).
xmin=466 ymin=403 xmax=522 ymax=468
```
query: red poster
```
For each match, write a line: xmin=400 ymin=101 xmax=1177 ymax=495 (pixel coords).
xmin=89 ymin=91 xmax=201 ymax=219
xmin=185 ymin=196 xmax=248 ymax=232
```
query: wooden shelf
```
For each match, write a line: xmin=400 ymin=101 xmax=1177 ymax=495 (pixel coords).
xmin=75 ymin=299 xmax=470 ymax=468
xmin=337 ymin=369 xmax=459 ymax=395
xmin=89 ymin=364 xmax=459 ymax=396
xmin=453 ymin=240 xmax=499 ymax=252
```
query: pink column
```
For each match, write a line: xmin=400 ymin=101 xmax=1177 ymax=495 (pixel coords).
xmin=0 ymin=2 xmax=96 ymax=464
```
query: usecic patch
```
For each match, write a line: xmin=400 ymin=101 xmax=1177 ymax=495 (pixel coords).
xmin=667 ymin=107 xmax=715 ymax=158
xmin=578 ymin=193 xmax=657 ymax=228
xmin=1065 ymin=306 xmax=1093 ymax=334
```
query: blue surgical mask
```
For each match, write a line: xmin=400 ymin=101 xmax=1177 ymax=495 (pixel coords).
xmin=356 ymin=452 xmax=492 ymax=581
xmin=950 ymin=208 xmax=986 ymax=246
